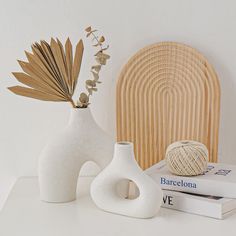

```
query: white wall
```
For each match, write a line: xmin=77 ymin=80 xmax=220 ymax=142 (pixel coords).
xmin=1 ymin=0 xmax=236 ymax=208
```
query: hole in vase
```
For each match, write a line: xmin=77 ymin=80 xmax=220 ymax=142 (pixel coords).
xmin=116 ymin=179 xmax=140 ymax=200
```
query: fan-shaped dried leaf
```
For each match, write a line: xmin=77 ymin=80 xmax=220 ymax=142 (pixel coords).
xmin=26 ymin=50 xmax=55 ymax=81
xmin=35 ymin=41 xmax=62 ymax=80
xmin=10 ymin=37 xmax=85 ymax=107
xmin=8 ymin=86 xmax=66 ymax=101
xmin=72 ymin=40 xmax=84 ymax=90
xmin=36 ymin=41 xmax=62 ymax=80
xmin=50 ymin=38 xmax=69 ymax=94
xmin=24 ymin=51 xmax=63 ymax=92
xmin=38 ymin=41 xmax=71 ymax=96
xmin=17 ymin=60 xmax=65 ymax=96
xmin=57 ymin=38 xmax=68 ymax=79
xmin=65 ymin=38 xmax=73 ymax=91
xmin=12 ymin=72 xmax=65 ymax=97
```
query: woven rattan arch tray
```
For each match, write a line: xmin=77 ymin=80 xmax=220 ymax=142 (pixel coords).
xmin=116 ymin=42 xmax=220 ymax=169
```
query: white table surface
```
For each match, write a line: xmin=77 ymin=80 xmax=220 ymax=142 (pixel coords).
xmin=0 ymin=177 xmax=236 ymax=236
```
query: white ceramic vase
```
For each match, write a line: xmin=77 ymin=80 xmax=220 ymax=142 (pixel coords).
xmin=38 ymin=108 xmax=114 ymax=203
xmin=90 ymin=142 xmax=163 ymax=218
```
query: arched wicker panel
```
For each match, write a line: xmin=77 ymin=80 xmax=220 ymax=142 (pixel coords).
xmin=116 ymin=42 xmax=220 ymax=170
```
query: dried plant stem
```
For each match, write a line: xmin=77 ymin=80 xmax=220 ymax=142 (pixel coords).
xmin=91 ymin=32 xmax=103 ymax=51
xmin=9 ymin=26 xmax=110 ymax=109
xmin=9 ymin=37 xmax=84 ymax=106
xmin=69 ymin=98 xmax=76 ymax=108
xmin=87 ymin=34 xmax=102 ymax=102
xmin=77 ymin=26 xmax=110 ymax=108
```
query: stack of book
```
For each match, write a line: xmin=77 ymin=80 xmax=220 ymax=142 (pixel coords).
xmin=142 ymin=160 xmax=236 ymax=219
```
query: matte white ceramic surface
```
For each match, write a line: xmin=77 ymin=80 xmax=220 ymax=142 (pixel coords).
xmin=90 ymin=142 xmax=163 ymax=218
xmin=38 ymin=108 xmax=114 ymax=203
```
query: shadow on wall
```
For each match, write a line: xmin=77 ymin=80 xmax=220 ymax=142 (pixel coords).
xmin=217 ymin=61 xmax=236 ymax=164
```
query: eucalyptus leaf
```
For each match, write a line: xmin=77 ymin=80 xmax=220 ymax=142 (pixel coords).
xmin=91 ymin=65 xmax=101 ymax=72
xmin=91 ymin=71 xmax=99 ymax=81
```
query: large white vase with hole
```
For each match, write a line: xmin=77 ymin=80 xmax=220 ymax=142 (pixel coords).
xmin=38 ymin=108 xmax=114 ymax=203
xmin=90 ymin=142 xmax=163 ymax=218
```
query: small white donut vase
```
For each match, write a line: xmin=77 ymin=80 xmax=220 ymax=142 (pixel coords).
xmin=38 ymin=108 xmax=114 ymax=203
xmin=90 ymin=142 xmax=163 ymax=219
xmin=165 ymin=140 xmax=208 ymax=176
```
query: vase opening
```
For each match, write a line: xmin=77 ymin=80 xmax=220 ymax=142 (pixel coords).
xmin=114 ymin=141 xmax=134 ymax=162
xmin=74 ymin=106 xmax=88 ymax=109
xmin=117 ymin=141 xmax=132 ymax=146
xmin=116 ymin=179 xmax=140 ymax=200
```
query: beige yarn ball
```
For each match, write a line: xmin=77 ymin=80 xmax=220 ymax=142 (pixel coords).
xmin=165 ymin=140 xmax=208 ymax=176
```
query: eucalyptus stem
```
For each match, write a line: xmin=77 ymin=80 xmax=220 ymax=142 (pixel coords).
xmin=77 ymin=26 xmax=110 ymax=108
xmin=91 ymin=32 xmax=103 ymax=51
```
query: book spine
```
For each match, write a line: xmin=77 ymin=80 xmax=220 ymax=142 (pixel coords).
xmin=149 ymin=173 xmax=236 ymax=198
xmin=162 ymin=190 xmax=222 ymax=219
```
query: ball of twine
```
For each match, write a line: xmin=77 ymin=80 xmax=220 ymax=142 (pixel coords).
xmin=165 ymin=140 xmax=208 ymax=176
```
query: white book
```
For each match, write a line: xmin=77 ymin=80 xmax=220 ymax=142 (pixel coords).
xmin=146 ymin=160 xmax=236 ymax=198
xmin=162 ymin=190 xmax=236 ymax=219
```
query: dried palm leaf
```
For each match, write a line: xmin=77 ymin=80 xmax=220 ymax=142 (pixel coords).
xmin=65 ymin=38 xmax=73 ymax=92
xmin=9 ymin=37 xmax=84 ymax=108
xmin=9 ymin=26 xmax=109 ymax=109
xmin=8 ymin=86 xmax=66 ymax=101
xmin=72 ymin=40 xmax=83 ymax=91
